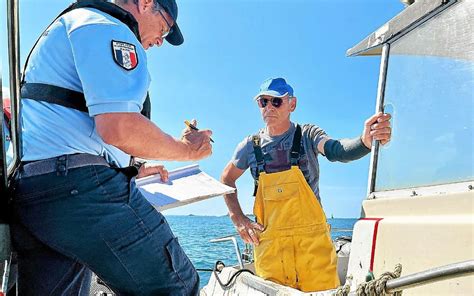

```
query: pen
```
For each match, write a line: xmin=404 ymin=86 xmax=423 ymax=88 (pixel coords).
xmin=184 ymin=120 xmax=214 ymax=143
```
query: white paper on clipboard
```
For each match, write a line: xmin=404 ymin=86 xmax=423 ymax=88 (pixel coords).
xmin=135 ymin=164 xmax=235 ymax=211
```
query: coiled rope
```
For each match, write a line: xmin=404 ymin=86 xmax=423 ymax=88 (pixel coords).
xmin=335 ymin=264 xmax=403 ymax=296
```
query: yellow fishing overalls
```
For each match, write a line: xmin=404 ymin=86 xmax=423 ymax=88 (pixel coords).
xmin=251 ymin=125 xmax=340 ymax=292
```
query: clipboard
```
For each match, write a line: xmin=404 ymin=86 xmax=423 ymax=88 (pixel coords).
xmin=136 ymin=164 xmax=235 ymax=211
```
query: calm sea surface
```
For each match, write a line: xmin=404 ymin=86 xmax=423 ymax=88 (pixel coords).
xmin=165 ymin=215 xmax=357 ymax=288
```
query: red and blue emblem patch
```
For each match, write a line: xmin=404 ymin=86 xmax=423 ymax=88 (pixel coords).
xmin=112 ymin=40 xmax=138 ymax=70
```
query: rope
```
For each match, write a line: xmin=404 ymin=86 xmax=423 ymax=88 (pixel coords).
xmin=356 ymin=264 xmax=403 ymax=296
xmin=334 ymin=283 xmax=351 ymax=296
xmin=334 ymin=264 xmax=403 ymax=296
xmin=212 ymin=261 xmax=255 ymax=290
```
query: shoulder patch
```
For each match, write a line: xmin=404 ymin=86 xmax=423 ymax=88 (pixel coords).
xmin=111 ymin=40 xmax=138 ymax=70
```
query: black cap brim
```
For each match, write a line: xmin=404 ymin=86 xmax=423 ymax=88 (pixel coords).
xmin=166 ymin=23 xmax=183 ymax=46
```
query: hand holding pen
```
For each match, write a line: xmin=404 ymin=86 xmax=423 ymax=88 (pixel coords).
xmin=181 ymin=119 xmax=213 ymax=160
xmin=185 ymin=120 xmax=214 ymax=143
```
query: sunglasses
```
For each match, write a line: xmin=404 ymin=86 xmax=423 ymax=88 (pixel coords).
xmin=158 ymin=9 xmax=173 ymax=38
xmin=257 ymin=97 xmax=288 ymax=108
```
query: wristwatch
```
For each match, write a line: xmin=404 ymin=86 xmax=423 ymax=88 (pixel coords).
xmin=131 ymin=158 xmax=146 ymax=171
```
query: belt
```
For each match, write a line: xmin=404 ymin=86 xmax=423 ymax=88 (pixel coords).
xmin=21 ymin=154 xmax=110 ymax=178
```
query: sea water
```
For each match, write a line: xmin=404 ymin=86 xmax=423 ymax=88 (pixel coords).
xmin=165 ymin=215 xmax=357 ymax=288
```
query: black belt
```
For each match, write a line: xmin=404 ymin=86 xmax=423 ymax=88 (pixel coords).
xmin=21 ymin=154 xmax=110 ymax=178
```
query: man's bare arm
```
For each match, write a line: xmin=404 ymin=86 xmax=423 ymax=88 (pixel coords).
xmin=222 ymin=162 xmax=246 ymax=221
xmin=95 ymin=113 xmax=212 ymax=161
xmin=222 ymin=162 xmax=264 ymax=245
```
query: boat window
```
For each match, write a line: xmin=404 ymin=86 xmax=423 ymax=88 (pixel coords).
xmin=375 ymin=1 xmax=473 ymax=191
xmin=0 ymin=3 xmax=15 ymax=171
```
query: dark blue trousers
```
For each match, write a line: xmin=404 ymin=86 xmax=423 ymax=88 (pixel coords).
xmin=11 ymin=163 xmax=199 ymax=296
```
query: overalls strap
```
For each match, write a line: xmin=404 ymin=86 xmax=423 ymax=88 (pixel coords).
xmin=251 ymin=125 xmax=302 ymax=195
xmin=252 ymin=135 xmax=265 ymax=196
xmin=290 ymin=124 xmax=302 ymax=166
xmin=252 ymin=135 xmax=265 ymax=174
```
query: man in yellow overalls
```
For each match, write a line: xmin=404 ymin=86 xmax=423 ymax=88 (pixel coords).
xmin=221 ymin=77 xmax=392 ymax=292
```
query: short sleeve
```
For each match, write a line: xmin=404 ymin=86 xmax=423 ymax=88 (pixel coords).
xmin=231 ymin=137 xmax=252 ymax=170
xmin=68 ymin=23 xmax=150 ymax=116
xmin=303 ymin=124 xmax=329 ymax=154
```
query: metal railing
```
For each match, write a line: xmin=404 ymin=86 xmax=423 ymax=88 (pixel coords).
xmin=209 ymin=235 xmax=244 ymax=269
xmin=347 ymin=260 xmax=474 ymax=295
xmin=386 ymin=260 xmax=474 ymax=293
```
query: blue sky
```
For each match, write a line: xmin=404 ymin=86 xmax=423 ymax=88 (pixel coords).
xmin=1 ymin=0 xmax=405 ymax=217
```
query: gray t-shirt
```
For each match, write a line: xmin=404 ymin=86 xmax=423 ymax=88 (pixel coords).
xmin=232 ymin=122 xmax=328 ymax=201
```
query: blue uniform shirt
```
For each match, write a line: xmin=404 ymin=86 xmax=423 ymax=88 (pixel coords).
xmin=21 ymin=7 xmax=150 ymax=167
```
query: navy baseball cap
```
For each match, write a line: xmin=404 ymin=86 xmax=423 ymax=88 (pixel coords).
xmin=254 ymin=78 xmax=294 ymax=100
xmin=157 ymin=0 xmax=184 ymax=46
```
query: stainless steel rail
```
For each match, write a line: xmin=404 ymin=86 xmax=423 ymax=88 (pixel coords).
xmin=366 ymin=43 xmax=390 ymax=197
xmin=386 ymin=260 xmax=474 ymax=293
xmin=347 ymin=260 xmax=474 ymax=295
xmin=209 ymin=236 xmax=244 ymax=269
xmin=331 ymin=228 xmax=353 ymax=232
xmin=6 ymin=0 xmax=21 ymax=174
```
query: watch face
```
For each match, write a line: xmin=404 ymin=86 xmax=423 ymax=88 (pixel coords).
xmin=134 ymin=161 xmax=145 ymax=168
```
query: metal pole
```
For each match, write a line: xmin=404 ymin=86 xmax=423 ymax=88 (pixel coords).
xmin=366 ymin=43 xmax=390 ymax=197
xmin=6 ymin=0 xmax=21 ymax=175
xmin=230 ymin=237 xmax=244 ymax=269
xmin=1 ymin=254 xmax=12 ymax=294
xmin=331 ymin=228 xmax=353 ymax=232
xmin=347 ymin=260 xmax=474 ymax=295
xmin=210 ymin=236 xmax=244 ymax=269
xmin=0 ymin=56 xmax=6 ymax=195
xmin=386 ymin=260 xmax=474 ymax=293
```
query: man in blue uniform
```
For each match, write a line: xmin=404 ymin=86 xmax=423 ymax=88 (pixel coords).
xmin=11 ymin=0 xmax=211 ymax=295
